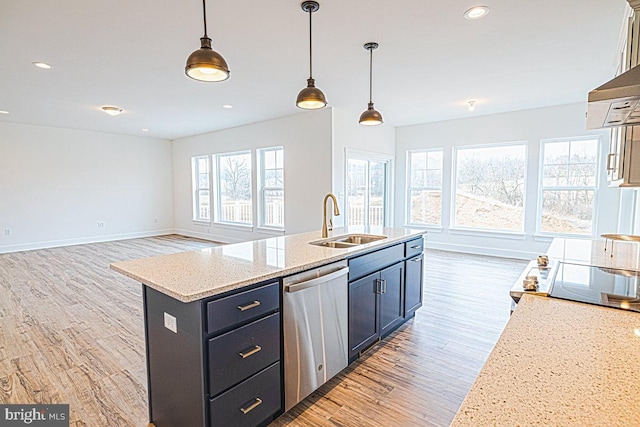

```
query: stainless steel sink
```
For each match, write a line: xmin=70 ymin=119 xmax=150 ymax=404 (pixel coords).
xmin=309 ymin=234 xmax=387 ymax=248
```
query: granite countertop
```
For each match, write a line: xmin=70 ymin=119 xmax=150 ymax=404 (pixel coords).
xmin=110 ymin=227 xmax=425 ymax=303
xmin=548 ymin=237 xmax=640 ymax=271
xmin=451 ymin=294 xmax=640 ymax=426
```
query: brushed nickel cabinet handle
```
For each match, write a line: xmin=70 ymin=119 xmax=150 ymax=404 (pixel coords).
xmin=410 ymin=245 xmax=421 ymax=249
xmin=382 ymin=279 xmax=387 ymax=294
xmin=240 ymin=397 xmax=263 ymax=414
xmin=375 ymin=278 xmax=382 ymax=294
xmin=238 ymin=345 xmax=262 ymax=359
xmin=237 ymin=300 xmax=261 ymax=311
xmin=411 ymin=257 xmax=422 ymax=262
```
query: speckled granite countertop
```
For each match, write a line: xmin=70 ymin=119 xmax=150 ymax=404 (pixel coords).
xmin=451 ymin=294 xmax=640 ymax=426
xmin=110 ymin=227 xmax=424 ymax=302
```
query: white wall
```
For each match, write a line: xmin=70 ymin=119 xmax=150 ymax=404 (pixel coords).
xmin=0 ymin=122 xmax=174 ymax=253
xmin=172 ymin=110 xmax=333 ymax=243
xmin=331 ymin=108 xmax=396 ymax=227
xmin=395 ymin=102 xmax=620 ymax=259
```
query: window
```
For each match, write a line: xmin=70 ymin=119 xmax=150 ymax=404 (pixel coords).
xmin=346 ymin=153 xmax=391 ymax=227
xmin=258 ymin=147 xmax=284 ymax=229
xmin=538 ymin=138 xmax=599 ymax=235
xmin=453 ymin=143 xmax=527 ymax=232
xmin=214 ymin=151 xmax=252 ymax=225
xmin=406 ymin=149 xmax=443 ymax=226
xmin=191 ymin=156 xmax=210 ymax=221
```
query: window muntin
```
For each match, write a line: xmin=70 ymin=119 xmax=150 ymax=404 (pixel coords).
xmin=453 ymin=143 xmax=527 ymax=232
xmin=192 ymin=156 xmax=210 ymax=221
xmin=258 ymin=147 xmax=284 ymax=229
xmin=214 ymin=151 xmax=253 ymax=225
xmin=406 ymin=149 xmax=443 ymax=226
xmin=538 ymin=138 xmax=599 ymax=236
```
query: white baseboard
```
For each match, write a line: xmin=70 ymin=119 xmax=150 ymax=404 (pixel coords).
xmin=425 ymin=241 xmax=537 ymax=260
xmin=0 ymin=229 xmax=175 ymax=254
xmin=174 ymin=228 xmax=238 ymax=244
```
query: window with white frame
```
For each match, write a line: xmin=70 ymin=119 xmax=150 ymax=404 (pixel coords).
xmin=258 ymin=147 xmax=284 ymax=229
xmin=453 ymin=143 xmax=527 ymax=232
xmin=346 ymin=152 xmax=392 ymax=227
xmin=406 ymin=149 xmax=443 ymax=226
xmin=191 ymin=156 xmax=211 ymax=221
xmin=214 ymin=151 xmax=253 ymax=225
xmin=538 ymin=138 xmax=599 ymax=236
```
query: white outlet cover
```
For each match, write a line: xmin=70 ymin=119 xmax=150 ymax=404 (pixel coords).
xmin=163 ymin=312 xmax=177 ymax=333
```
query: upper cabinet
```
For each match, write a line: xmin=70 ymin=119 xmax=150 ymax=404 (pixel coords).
xmin=608 ymin=3 xmax=640 ymax=187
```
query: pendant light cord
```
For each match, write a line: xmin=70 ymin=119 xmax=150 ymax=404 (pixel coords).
xmin=369 ymin=48 xmax=373 ymax=103
xmin=202 ymin=0 xmax=208 ymax=37
xmin=308 ymin=8 xmax=313 ymax=79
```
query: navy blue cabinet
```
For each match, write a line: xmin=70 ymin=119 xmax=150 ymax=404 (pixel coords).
xmin=348 ymin=236 xmax=424 ymax=361
xmin=143 ymin=280 xmax=282 ymax=427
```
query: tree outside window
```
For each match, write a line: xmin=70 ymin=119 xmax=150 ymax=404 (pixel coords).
xmin=215 ymin=151 xmax=252 ymax=225
xmin=539 ymin=138 xmax=598 ymax=235
xmin=454 ymin=144 xmax=527 ymax=232
xmin=407 ymin=149 xmax=443 ymax=226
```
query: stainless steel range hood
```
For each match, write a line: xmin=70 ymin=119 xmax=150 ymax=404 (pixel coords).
xmin=587 ymin=64 xmax=640 ymax=129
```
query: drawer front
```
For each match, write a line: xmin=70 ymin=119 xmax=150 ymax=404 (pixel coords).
xmin=404 ymin=237 xmax=424 ymax=258
xmin=209 ymin=362 xmax=281 ymax=427
xmin=348 ymin=243 xmax=404 ymax=282
xmin=207 ymin=281 xmax=279 ymax=335
xmin=208 ymin=313 xmax=280 ymax=397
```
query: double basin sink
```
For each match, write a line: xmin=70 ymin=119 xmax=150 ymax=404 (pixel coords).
xmin=309 ymin=233 xmax=387 ymax=249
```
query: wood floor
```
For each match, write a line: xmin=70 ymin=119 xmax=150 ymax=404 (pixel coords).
xmin=0 ymin=236 xmax=527 ymax=426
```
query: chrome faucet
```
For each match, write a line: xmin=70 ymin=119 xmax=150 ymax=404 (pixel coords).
xmin=322 ymin=193 xmax=340 ymax=238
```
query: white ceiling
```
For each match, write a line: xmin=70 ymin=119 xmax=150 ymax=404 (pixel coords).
xmin=0 ymin=0 xmax=629 ymax=140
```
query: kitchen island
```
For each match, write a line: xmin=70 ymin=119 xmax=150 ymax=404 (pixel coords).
xmin=110 ymin=227 xmax=426 ymax=427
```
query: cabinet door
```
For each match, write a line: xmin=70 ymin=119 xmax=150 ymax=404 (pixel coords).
xmin=379 ymin=262 xmax=404 ymax=337
xmin=348 ymin=271 xmax=379 ymax=359
xmin=404 ymin=255 xmax=424 ymax=317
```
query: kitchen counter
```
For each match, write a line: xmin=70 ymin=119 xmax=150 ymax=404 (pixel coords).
xmin=110 ymin=227 xmax=424 ymax=302
xmin=548 ymin=237 xmax=640 ymax=271
xmin=451 ymin=294 xmax=640 ymax=426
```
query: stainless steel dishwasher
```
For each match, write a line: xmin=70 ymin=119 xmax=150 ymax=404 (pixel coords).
xmin=282 ymin=260 xmax=349 ymax=411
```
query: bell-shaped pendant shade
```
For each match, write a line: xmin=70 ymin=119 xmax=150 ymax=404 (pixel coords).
xmin=297 ymin=78 xmax=327 ymax=109
xmin=359 ymin=102 xmax=383 ymax=125
xmin=185 ymin=36 xmax=230 ymax=82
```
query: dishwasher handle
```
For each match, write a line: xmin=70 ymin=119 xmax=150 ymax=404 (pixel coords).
xmin=284 ymin=267 xmax=349 ymax=293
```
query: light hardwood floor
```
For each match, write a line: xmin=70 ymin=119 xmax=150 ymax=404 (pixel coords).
xmin=0 ymin=236 xmax=527 ymax=426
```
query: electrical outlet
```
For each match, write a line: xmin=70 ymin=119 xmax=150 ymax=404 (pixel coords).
xmin=97 ymin=221 xmax=105 ymax=228
xmin=4 ymin=228 xmax=11 ymax=236
xmin=153 ymin=218 xmax=158 ymax=223
xmin=163 ymin=312 xmax=177 ymax=333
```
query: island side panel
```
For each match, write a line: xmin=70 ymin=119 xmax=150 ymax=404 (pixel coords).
xmin=144 ymin=286 xmax=207 ymax=427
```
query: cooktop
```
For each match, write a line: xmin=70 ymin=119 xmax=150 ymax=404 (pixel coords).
xmin=549 ymin=262 xmax=640 ymax=313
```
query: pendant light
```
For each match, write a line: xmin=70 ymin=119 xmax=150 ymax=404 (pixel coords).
xmin=359 ymin=42 xmax=383 ymax=126
xmin=296 ymin=1 xmax=327 ymax=109
xmin=185 ymin=0 xmax=230 ymax=82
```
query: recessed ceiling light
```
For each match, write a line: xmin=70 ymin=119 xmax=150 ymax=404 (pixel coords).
xmin=222 ymin=104 xmax=234 ymax=109
xmin=142 ymin=128 xmax=149 ymax=132
xmin=0 ymin=110 xmax=9 ymax=114
xmin=101 ymin=106 xmax=123 ymax=116
xmin=464 ymin=6 xmax=490 ymax=20
xmin=32 ymin=62 xmax=52 ymax=69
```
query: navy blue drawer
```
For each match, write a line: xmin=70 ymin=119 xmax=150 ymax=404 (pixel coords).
xmin=404 ymin=237 xmax=423 ymax=258
xmin=208 ymin=312 xmax=280 ymax=397
xmin=348 ymin=243 xmax=404 ymax=282
xmin=207 ymin=281 xmax=279 ymax=335
xmin=209 ymin=362 xmax=281 ymax=427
